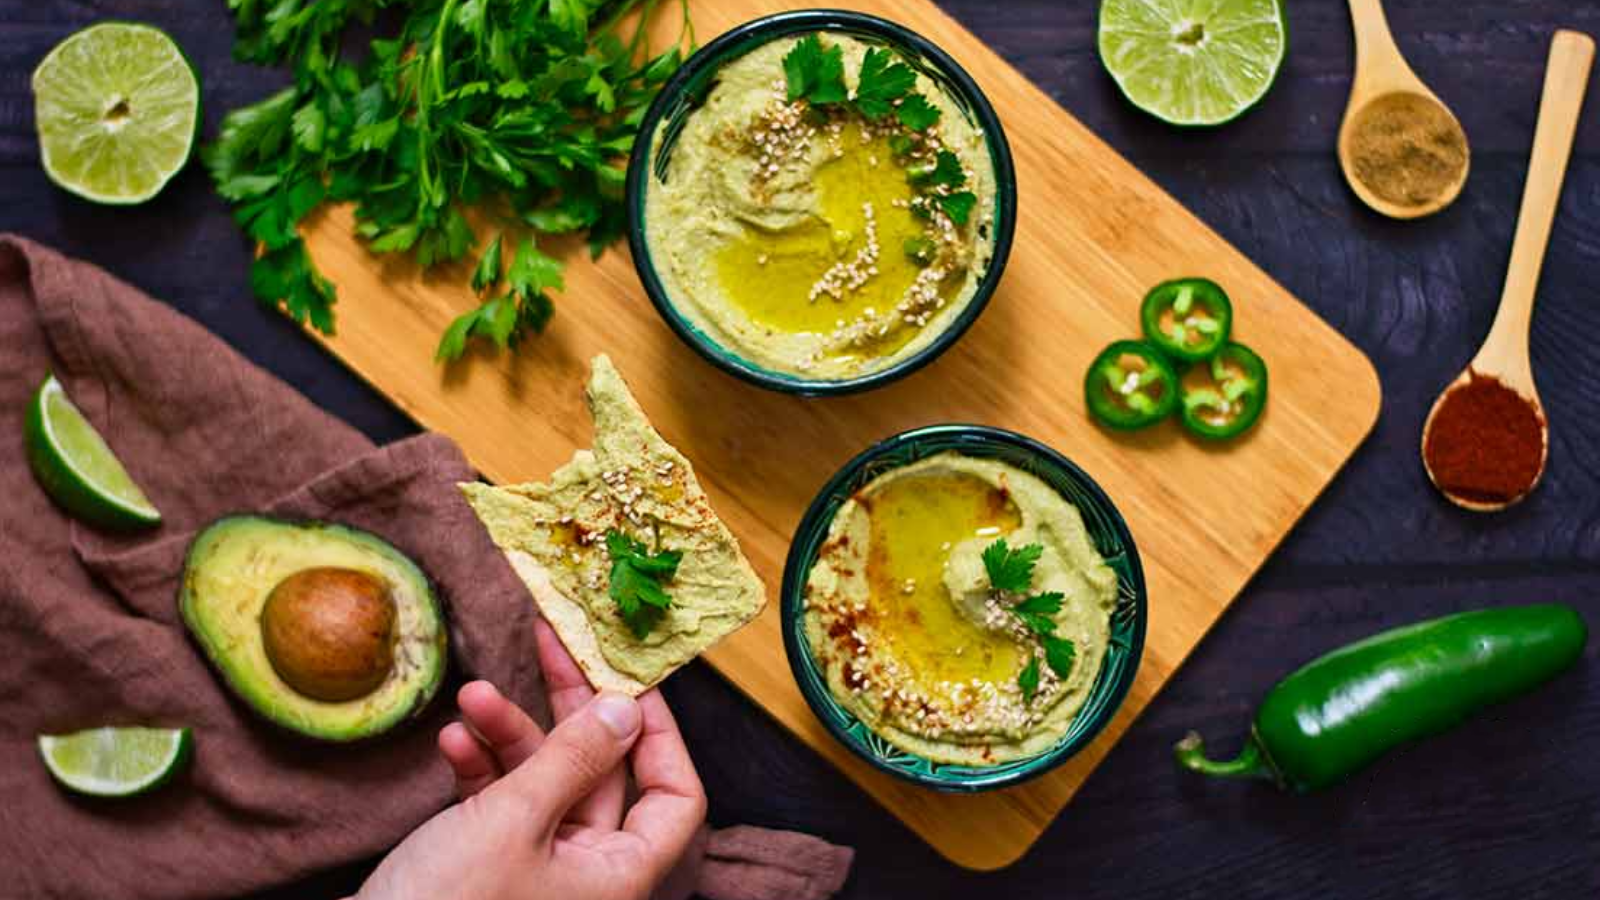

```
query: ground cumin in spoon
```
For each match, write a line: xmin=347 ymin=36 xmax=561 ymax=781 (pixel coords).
xmin=1349 ymin=92 xmax=1469 ymax=207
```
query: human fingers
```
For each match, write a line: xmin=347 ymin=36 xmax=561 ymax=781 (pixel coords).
xmin=457 ymin=680 xmax=546 ymax=773
xmin=535 ymin=618 xmax=626 ymax=830
xmin=619 ymin=690 xmax=707 ymax=882
xmin=535 ymin=618 xmax=598 ymax=721
xmin=496 ymin=692 xmax=643 ymax=832
xmin=438 ymin=722 xmax=499 ymax=800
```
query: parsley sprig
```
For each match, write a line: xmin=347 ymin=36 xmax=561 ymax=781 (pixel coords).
xmin=911 ymin=149 xmax=978 ymax=226
xmin=605 ymin=529 xmax=682 ymax=639
xmin=783 ymin=34 xmax=847 ymax=106
xmin=982 ymin=538 xmax=1078 ymax=703
xmin=205 ymin=0 xmax=693 ymax=359
xmin=782 ymin=37 xmax=935 ymax=129
xmin=779 ymin=35 xmax=980 ymax=227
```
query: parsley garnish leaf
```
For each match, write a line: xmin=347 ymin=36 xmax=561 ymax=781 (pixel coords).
xmin=605 ymin=530 xmax=683 ymax=639
xmin=939 ymin=191 xmax=978 ymax=226
xmin=895 ymin=93 xmax=941 ymax=130
xmin=1013 ymin=591 xmax=1062 ymax=637
xmin=1018 ymin=656 xmax=1041 ymax=703
xmin=1044 ymin=635 xmax=1077 ymax=680
xmin=917 ymin=150 xmax=966 ymax=189
xmin=1014 ymin=610 xmax=1055 ymax=637
xmin=783 ymin=34 xmax=847 ymax=106
xmin=982 ymin=538 xmax=1043 ymax=593
xmin=1013 ymin=591 xmax=1063 ymax=616
xmin=986 ymin=541 xmax=1077 ymax=700
xmin=854 ymin=47 xmax=917 ymax=119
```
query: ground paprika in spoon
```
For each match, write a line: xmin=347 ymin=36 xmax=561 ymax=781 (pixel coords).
xmin=1422 ymin=371 xmax=1546 ymax=505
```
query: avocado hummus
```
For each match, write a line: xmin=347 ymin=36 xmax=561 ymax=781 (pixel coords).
xmin=803 ymin=453 xmax=1116 ymax=765
xmin=643 ymin=34 xmax=998 ymax=380
xmin=461 ymin=355 xmax=766 ymax=694
xmin=180 ymin=516 xmax=448 ymax=742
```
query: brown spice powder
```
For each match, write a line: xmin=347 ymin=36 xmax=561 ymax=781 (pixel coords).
xmin=1348 ymin=92 xmax=1469 ymax=207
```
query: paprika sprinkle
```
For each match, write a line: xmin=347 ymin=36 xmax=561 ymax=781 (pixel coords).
xmin=1422 ymin=371 xmax=1546 ymax=505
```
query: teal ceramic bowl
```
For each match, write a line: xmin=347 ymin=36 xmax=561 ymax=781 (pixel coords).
xmin=780 ymin=425 xmax=1147 ymax=792
xmin=624 ymin=10 xmax=1017 ymax=396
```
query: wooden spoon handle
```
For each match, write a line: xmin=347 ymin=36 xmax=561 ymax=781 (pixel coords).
xmin=1345 ymin=0 xmax=1408 ymax=88
xmin=1481 ymin=30 xmax=1595 ymax=378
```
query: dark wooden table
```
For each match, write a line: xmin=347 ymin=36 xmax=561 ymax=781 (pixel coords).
xmin=4 ymin=1 xmax=1598 ymax=897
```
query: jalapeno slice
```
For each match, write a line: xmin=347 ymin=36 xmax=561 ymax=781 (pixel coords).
xmin=1179 ymin=341 xmax=1268 ymax=440
xmin=1085 ymin=340 xmax=1180 ymax=430
xmin=1140 ymin=278 xmax=1233 ymax=363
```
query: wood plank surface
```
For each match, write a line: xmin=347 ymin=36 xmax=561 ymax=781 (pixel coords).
xmin=294 ymin=0 xmax=1381 ymax=870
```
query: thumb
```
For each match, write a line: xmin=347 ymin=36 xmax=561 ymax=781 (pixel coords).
xmin=499 ymin=692 xmax=642 ymax=827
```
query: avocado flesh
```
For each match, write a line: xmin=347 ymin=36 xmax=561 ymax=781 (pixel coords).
xmin=180 ymin=516 xmax=447 ymax=742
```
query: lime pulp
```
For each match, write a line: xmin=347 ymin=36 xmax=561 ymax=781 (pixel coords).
xmin=38 ymin=727 xmax=192 ymax=797
xmin=1098 ymin=0 xmax=1288 ymax=127
xmin=25 ymin=374 xmax=162 ymax=530
xmin=31 ymin=22 xmax=200 ymax=204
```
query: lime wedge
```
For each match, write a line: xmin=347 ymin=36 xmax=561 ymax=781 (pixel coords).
xmin=38 ymin=727 xmax=192 ymax=798
xmin=25 ymin=374 xmax=162 ymax=530
xmin=1098 ymin=0 xmax=1288 ymax=127
xmin=31 ymin=22 xmax=200 ymax=204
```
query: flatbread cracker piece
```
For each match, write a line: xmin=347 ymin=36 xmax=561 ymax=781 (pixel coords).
xmin=461 ymin=355 xmax=766 ymax=694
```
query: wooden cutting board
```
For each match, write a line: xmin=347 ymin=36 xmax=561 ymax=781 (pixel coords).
xmin=297 ymin=0 xmax=1381 ymax=871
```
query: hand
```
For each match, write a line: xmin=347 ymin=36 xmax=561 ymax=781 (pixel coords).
xmin=354 ymin=619 xmax=708 ymax=900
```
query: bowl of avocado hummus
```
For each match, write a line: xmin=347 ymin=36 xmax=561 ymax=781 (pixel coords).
xmin=625 ymin=10 xmax=1017 ymax=394
xmin=781 ymin=425 xmax=1146 ymax=791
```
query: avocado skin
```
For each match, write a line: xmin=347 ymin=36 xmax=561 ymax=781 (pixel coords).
xmin=179 ymin=515 xmax=448 ymax=742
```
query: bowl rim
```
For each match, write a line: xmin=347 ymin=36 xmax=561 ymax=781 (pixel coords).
xmin=779 ymin=423 xmax=1149 ymax=792
xmin=623 ymin=8 xmax=1019 ymax=397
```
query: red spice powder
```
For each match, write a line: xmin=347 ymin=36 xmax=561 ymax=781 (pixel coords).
xmin=1423 ymin=371 xmax=1545 ymax=504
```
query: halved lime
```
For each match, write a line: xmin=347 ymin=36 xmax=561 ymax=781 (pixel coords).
xmin=31 ymin=22 xmax=200 ymax=204
xmin=38 ymin=727 xmax=192 ymax=798
xmin=1098 ymin=0 xmax=1288 ymax=127
xmin=25 ymin=374 xmax=162 ymax=530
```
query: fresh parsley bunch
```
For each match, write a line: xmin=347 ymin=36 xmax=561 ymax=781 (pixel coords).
xmin=983 ymin=538 xmax=1078 ymax=702
xmin=204 ymin=0 xmax=691 ymax=360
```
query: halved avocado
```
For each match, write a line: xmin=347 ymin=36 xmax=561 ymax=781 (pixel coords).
xmin=179 ymin=516 xmax=448 ymax=742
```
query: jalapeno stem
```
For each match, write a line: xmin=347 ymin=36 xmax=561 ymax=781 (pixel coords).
xmin=1173 ymin=731 xmax=1274 ymax=781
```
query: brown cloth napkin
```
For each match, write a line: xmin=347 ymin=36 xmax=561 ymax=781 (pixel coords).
xmin=0 ymin=234 xmax=853 ymax=900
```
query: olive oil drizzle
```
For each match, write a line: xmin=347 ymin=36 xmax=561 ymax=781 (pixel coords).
xmin=859 ymin=471 xmax=1024 ymax=689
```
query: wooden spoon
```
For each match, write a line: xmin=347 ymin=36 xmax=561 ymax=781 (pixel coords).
xmin=1421 ymin=30 xmax=1594 ymax=511
xmin=1337 ymin=0 xmax=1470 ymax=218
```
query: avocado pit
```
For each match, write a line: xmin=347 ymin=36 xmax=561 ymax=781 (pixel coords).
xmin=261 ymin=566 xmax=397 ymax=702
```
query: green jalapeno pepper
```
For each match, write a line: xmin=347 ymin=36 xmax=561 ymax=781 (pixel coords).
xmin=1176 ymin=604 xmax=1588 ymax=793
xmin=1141 ymin=278 xmax=1232 ymax=363
xmin=1085 ymin=340 xmax=1179 ymax=430
xmin=1178 ymin=341 xmax=1267 ymax=440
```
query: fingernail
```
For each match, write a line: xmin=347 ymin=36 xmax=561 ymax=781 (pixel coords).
xmin=458 ymin=680 xmax=497 ymax=706
xmin=594 ymin=693 xmax=640 ymax=739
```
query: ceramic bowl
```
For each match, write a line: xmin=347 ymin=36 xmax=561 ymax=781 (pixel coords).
xmin=624 ymin=9 xmax=1017 ymax=396
xmin=780 ymin=424 xmax=1147 ymax=791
